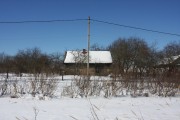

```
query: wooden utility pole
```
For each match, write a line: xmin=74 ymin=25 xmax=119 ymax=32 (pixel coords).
xmin=87 ymin=16 xmax=90 ymax=80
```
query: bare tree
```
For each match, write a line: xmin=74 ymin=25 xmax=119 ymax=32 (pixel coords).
xmin=130 ymin=38 xmax=151 ymax=78
xmin=91 ymin=43 xmax=106 ymax=51
xmin=0 ymin=53 xmax=14 ymax=78
xmin=108 ymin=37 xmax=156 ymax=79
xmin=49 ymin=52 xmax=64 ymax=75
xmin=163 ymin=41 xmax=180 ymax=57
xmin=109 ymin=38 xmax=131 ymax=76
xmin=15 ymin=47 xmax=50 ymax=75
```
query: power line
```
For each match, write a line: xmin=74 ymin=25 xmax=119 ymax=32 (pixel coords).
xmin=0 ymin=18 xmax=180 ymax=37
xmin=91 ymin=19 xmax=180 ymax=37
xmin=0 ymin=19 xmax=87 ymax=24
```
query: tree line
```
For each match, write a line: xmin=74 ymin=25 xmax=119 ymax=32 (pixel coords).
xmin=109 ymin=37 xmax=180 ymax=81
xmin=0 ymin=37 xmax=180 ymax=79
xmin=0 ymin=48 xmax=64 ymax=78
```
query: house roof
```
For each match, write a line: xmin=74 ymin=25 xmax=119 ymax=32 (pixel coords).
xmin=64 ymin=51 xmax=112 ymax=64
xmin=158 ymin=55 xmax=180 ymax=65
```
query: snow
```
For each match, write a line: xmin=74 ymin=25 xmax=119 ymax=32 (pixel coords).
xmin=64 ymin=51 xmax=112 ymax=63
xmin=0 ymin=74 xmax=180 ymax=120
xmin=0 ymin=97 xmax=180 ymax=120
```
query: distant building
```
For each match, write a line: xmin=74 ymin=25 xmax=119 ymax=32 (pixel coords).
xmin=64 ymin=50 xmax=112 ymax=75
xmin=156 ymin=55 xmax=180 ymax=74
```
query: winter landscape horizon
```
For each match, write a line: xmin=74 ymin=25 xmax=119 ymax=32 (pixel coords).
xmin=1 ymin=1 xmax=180 ymax=120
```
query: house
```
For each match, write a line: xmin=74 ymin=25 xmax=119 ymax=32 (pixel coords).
xmin=156 ymin=55 xmax=180 ymax=76
xmin=64 ymin=50 xmax=112 ymax=75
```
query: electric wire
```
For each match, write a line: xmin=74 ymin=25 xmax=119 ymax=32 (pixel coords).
xmin=0 ymin=19 xmax=87 ymax=24
xmin=91 ymin=19 xmax=180 ymax=37
xmin=0 ymin=18 xmax=179 ymax=37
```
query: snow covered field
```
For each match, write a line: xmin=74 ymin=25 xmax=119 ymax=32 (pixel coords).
xmin=0 ymin=74 xmax=180 ymax=120
xmin=0 ymin=97 xmax=180 ymax=120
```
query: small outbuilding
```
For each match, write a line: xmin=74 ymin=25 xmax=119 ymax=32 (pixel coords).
xmin=156 ymin=55 xmax=180 ymax=77
xmin=158 ymin=55 xmax=180 ymax=70
xmin=64 ymin=50 xmax=112 ymax=75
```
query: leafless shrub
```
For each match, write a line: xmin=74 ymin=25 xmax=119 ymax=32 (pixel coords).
xmin=89 ymin=80 xmax=103 ymax=96
xmin=1 ymin=71 xmax=179 ymax=99
xmin=61 ymin=83 xmax=75 ymax=98
xmin=33 ymin=107 xmax=39 ymax=120
xmin=147 ymin=70 xmax=179 ymax=97
xmin=29 ymin=74 xmax=58 ymax=98
xmin=67 ymin=75 xmax=127 ymax=98
xmin=73 ymin=75 xmax=92 ymax=97
xmin=30 ymin=76 xmax=39 ymax=97
xmin=10 ymin=82 xmax=19 ymax=98
xmin=0 ymin=79 xmax=8 ymax=96
xmin=4 ymin=76 xmax=178 ymax=98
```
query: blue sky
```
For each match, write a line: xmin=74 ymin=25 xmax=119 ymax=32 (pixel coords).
xmin=0 ymin=0 xmax=180 ymax=55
